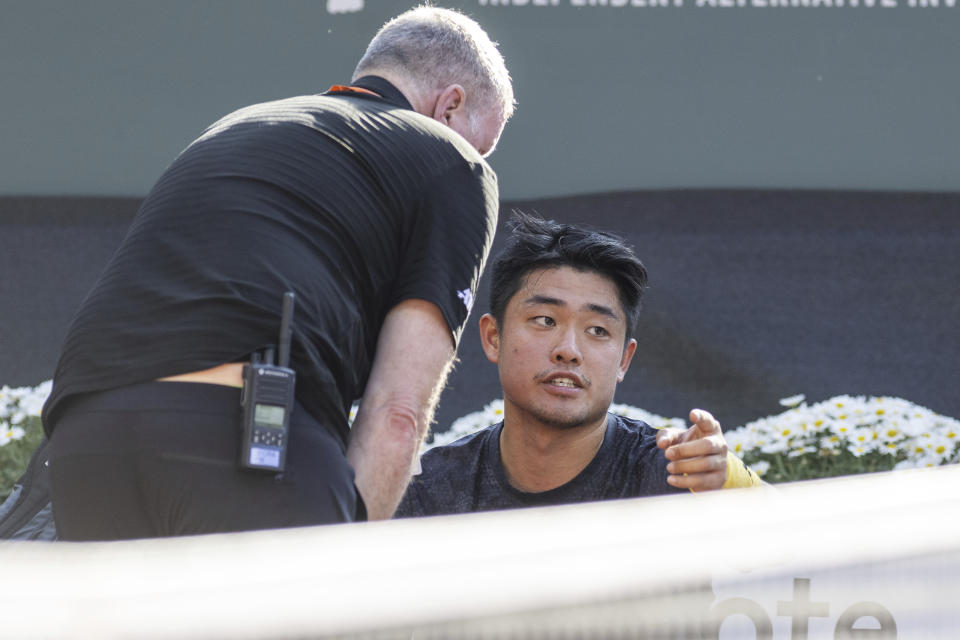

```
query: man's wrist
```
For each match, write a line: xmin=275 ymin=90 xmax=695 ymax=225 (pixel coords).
xmin=722 ymin=451 xmax=763 ymax=489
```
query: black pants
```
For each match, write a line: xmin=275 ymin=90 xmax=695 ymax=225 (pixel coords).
xmin=48 ymin=381 xmax=363 ymax=540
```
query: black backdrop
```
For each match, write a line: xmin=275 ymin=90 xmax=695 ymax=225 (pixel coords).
xmin=2 ymin=191 xmax=957 ymax=432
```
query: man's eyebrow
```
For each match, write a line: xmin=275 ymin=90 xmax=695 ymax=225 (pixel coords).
xmin=522 ymin=294 xmax=564 ymax=307
xmin=523 ymin=295 xmax=621 ymax=321
xmin=585 ymin=303 xmax=620 ymax=320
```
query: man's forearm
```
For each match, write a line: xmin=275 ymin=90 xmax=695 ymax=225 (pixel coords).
xmin=347 ymin=402 xmax=425 ymax=520
xmin=345 ymin=298 xmax=456 ymax=519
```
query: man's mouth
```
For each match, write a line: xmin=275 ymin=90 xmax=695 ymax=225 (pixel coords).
xmin=541 ymin=373 xmax=586 ymax=389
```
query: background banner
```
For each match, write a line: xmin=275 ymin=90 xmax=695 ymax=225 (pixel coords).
xmin=2 ymin=1 xmax=957 ymax=201
xmin=3 ymin=190 xmax=957 ymax=433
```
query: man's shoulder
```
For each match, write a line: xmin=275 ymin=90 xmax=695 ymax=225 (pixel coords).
xmin=205 ymin=93 xmax=471 ymax=148
xmin=609 ymin=413 xmax=661 ymax=441
xmin=419 ymin=424 xmax=499 ymax=472
xmin=605 ymin=413 xmax=674 ymax=468
xmin=606 ymin=413 xmax=686 ymax=492
xmin=394 ymin=424 xmax=500 ymax=518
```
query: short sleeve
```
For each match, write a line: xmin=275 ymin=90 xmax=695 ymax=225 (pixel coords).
xmin=390 ymin=159 xmax=499 ymax=347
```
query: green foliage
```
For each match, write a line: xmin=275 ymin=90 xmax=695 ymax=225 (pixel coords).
xmin=739 ymin=445 xmax=907 ymax=484
xmin=0 ymin=416 xmax=44 ymax=502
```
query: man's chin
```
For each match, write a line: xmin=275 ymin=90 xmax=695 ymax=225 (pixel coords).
xmin=531 ymin=407 xmax=605 ymax=431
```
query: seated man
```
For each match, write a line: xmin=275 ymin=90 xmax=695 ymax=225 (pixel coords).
xmin=396 ymin=212 xmax=760 ymax=517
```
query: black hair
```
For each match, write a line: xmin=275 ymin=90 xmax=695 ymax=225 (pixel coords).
xmin=488 ymin=211 xmax=648 ymax=341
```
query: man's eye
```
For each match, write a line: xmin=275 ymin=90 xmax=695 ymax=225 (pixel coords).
xmin=587 ymin=326 xmax=609 ymax=337
xmin=532 ymin=316 xmax=555 ymax=327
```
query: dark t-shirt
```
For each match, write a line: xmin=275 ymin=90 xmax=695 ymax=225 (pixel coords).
xmin=43 ymin=76 xmax=499 ymax=446
xmin=396 ymin=414 xmax=687 ymax=517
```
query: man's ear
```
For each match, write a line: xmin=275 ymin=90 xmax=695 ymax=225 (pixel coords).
xmin=617 ymin=338 xmax=638 ymax=383
xmin=478 ymin=313 xmax=500 ymax=364
xmin=432 ymin=84 xmax=466 ymax=125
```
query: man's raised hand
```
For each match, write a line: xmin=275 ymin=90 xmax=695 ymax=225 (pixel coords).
xmin=656 ymin=409 xmax=729 ymax=491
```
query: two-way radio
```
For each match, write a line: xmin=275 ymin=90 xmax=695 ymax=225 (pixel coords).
xmin=239 ymin=292 xmax=296 ymax=473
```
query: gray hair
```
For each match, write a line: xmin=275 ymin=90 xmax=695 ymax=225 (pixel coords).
xmin=352 ymin=6 xmax=515 ymax=123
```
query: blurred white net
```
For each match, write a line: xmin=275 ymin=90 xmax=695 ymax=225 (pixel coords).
xmin=3 ymin=465 xmax=959 ymax=639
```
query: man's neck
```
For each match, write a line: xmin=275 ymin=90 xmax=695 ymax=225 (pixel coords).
xmin=499 ymin=413 xmax=607 ymax=493
xmin=353 ymin=68 xmax=428 ymax=116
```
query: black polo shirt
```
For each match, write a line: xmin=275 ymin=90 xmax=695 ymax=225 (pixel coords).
xmin=43 ymin=76 xmax=500 ymax=446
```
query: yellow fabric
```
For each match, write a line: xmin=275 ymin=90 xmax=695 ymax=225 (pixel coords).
xmin=722 ymin=451 xmax=763 ymax=489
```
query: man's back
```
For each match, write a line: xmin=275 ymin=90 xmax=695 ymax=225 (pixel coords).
xmin=43 ymin=78 xmax=499 ymax=443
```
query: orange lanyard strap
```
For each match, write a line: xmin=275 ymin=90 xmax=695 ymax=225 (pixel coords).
xmin=326 ymin=84 xmax=381 ymax=98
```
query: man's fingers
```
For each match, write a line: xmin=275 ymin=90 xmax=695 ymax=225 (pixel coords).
xmin=666 ymin=469 xmax=726 ymax=491
xmin=659 ymin=410 xmax=724 ymax=454
xmin=656 ymin=427 xmax=684 ymax=449
xmin=662 ymin=409 xmax=729 ymax=492
xmin=664 ymin=434 xmax=727 ymax=461
xmin=666 ymin=452 xmax=727 ymax=476
xmin=689 ymin=408 xmax=722 ymax=435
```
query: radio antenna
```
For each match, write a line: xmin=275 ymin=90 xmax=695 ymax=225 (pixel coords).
xmin=277 ymin=291 xmax=295 ymax=369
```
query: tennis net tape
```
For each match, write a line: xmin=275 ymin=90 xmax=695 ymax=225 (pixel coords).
xmin=3 ymin=465 xmax=959 ymax=639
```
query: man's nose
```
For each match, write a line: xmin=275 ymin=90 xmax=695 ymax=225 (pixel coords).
xmin=551 ymin=328 xmax=581 ymax=364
